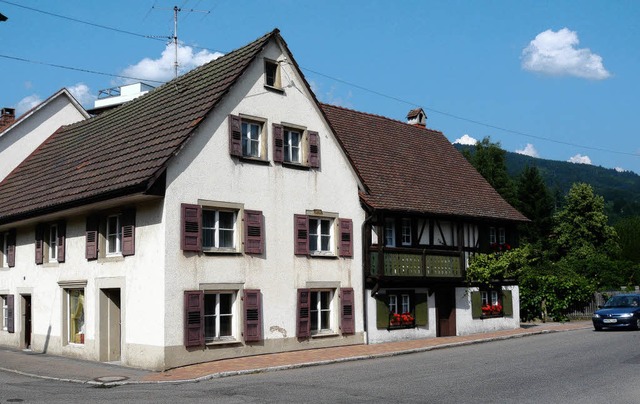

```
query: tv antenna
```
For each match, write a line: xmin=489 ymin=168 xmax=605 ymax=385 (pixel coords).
xmin=149 ymin=5 xmax=210 ymax=79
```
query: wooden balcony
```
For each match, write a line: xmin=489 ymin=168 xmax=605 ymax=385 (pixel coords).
xmin=370 ymin=251 xmax=463 ymax=278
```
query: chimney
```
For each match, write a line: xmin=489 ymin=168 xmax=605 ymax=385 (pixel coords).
xmin=0 ymin=107 xmax=15 ymax=129
xmin=406 ymin=108 xmax=427 ymax=128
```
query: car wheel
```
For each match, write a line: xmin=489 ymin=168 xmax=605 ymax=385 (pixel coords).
xmin=635 ymin=319 xmax=640 ymax=330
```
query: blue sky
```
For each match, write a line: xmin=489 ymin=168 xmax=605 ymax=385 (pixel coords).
xmin=1 ymin=0 xmax=639 ymax=173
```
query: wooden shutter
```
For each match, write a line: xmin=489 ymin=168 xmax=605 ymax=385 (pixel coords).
xmin=6 ymin=295 xmax=14 ymax=333
xmin=294 ymin=214 xmax=309 ymax=255
xmin=184 ymin=290 xmax=204 ymax=348
xmin=296 ymin=288 xmax=311 ymax=338
xmin=244 ymin=210 xmax=264 ymax=255
xmin=7 ymin=229 xmax=15 ymax=268
xmin=502 ymin=290 xmax=513 ymax=317
xmin=308 ymin=131 xmax=320 ymax=168
xmin=471 ymin=291 xmax=482 ymax=319
xmin=121 ymin=209 xmax=136 ymax=256
xmin=340 ymin=287 xmax=355 ymax=334
xmin=376 ymin=296 xmax=390 ymax=329
xmin=243 ymin=289 xmax=262 ymax=342
xmin=338 ymin=218 xmax=353 ymax=257
xmin=272 ymin=123 xmax=284 ymax=163
xmin=85 ymin=216 xmax=99 ymax=260
xmin=35 ymin=224 xmax=44 ymax=264
xmin=415 ymin=293 xmax=429 ymax=326
xmin=57 ymin=220 xmax=66 ymax=263
xmin=228 ymin=114 xmax=242 ymax=157
xmin=181 ymin=203 xmax=202 ymax=252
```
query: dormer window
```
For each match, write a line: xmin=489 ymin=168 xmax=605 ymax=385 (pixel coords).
xmin=264 ymin=59 xmax=281 ymax=89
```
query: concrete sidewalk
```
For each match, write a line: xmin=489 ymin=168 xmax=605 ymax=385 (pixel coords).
xmin=0 ymin=321 xmax=592 ymax=386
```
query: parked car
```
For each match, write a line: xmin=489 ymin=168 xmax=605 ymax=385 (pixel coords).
xmin=592 ymin=294 xmax=640 ymax=331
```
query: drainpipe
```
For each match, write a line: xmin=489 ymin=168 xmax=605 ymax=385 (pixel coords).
xmin=361 ymin=209 xmax=375 ymax=345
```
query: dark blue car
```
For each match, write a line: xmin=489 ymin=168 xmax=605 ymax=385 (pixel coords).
xmin=592 ymin=293 xmax=640 ymax=331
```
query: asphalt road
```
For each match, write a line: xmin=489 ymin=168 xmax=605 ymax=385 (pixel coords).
xmin=2 ymin=328 xmax=639 ymax=403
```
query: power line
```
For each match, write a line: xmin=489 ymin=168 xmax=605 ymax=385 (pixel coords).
xmin=0 ymin=54 xmax=167 ymax=84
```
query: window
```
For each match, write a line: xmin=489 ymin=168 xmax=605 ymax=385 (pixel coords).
xmin=181 ymin=203 xmax=263 ymax=254
xmin=1 ymin=230 xmax=16 ymax=268
xmin=67 ymin=289 xmax=85 ymax=344
xmin=264 ymin=59 xmax=281 ymax=88
xmin=472 ymin=289 xmax=513 ymax=319
xmin=85 ymin=210 xmax=135 ymax=260
xmin=384 ymin=218 xmax=395 ymax=247
xmin=489 ymin=227 xmax=496 ymax=244
xmin=294 ymin=214 xmax=352 ymax=257
xmin=498 ymin=227 xmax=506 ymax=245
xmin=35 ymin=221 xmax=66 ymax=264
xmin=376 ymin=291 xmax=428 ymax=329
xmin=284 ymin=128 xmax=301 ymax=163
xmin=401 ymin=218 xmax=412 ymax=246
xmin=1 ymin=295 xmax=7 ymax=331
xmin=202 ymin=210 xmax=237 ymax=251
xmin=204 ymin=292 xmax=235 ymax=342
xmin=297 ymin=288 xmax=354 ymax=338
xmin=184 ymin=289 xmax=262 ymax=348
xmin=228 ymin=115 xmax=267 ymax=160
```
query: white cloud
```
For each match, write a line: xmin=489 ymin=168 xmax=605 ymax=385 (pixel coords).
xmin=453 ymin=134 xmax=478 ymax=145
xmin=15 ymin=94 xmax=42 ymax=115
xmin=615 ymin=167 xmax=626 ymax=173
xmin=120 ymin=43 xmax=223 ymax=84
xmin=568 ymin=154 xmax=592 ymax=164
xmin=515 ymin=143 xmax=539 ymax=158
xmin=67 ymin=83 xmax=95 ymax=107
xmin=522 ymin=28 xmax=610 ymax=80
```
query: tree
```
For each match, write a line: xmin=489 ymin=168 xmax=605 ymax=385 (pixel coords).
xmin=469 ymin=137 xmax=518 ymax=206
xmin=552 ymin=183 xmax=619 ymax=257
xmin=615 ymin=216 xmax=640 ymax=263
xmin=516 ymin=165 xmax=554 ymax=244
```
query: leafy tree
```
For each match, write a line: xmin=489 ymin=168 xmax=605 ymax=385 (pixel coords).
xmin=468 ymin=137 xmax=518 ymax=206
xmin=516 ymin=165 xmax=554 ymax=244
xmin=615 ymin=216 xmax=640 ymax=263
xmin=552 ymin=183 xmax=619 ymax=258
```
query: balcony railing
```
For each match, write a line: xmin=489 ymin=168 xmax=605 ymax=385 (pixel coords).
xmin=370 ymin=251 xmax=462 ymax=278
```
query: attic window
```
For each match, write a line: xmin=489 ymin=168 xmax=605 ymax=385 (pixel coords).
xmin=264 ymin=59 xmax=281 ymax=89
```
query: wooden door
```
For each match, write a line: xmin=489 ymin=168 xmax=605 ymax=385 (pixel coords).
xmin=436 ymin=288 xmax=456 ymax=337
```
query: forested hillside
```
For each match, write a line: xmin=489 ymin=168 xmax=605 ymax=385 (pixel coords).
xmin=455 ymin=144 xmax=640 ymax=222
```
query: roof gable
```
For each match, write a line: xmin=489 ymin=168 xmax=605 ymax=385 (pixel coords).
xmin=0 ymin=29 xmax=279 ymax=223
xmin=321 ymin=103 xmax=528 ymax=222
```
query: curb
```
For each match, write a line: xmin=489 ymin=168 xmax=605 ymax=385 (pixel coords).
xmin=0 ymin=324 xmax=592 ymax=386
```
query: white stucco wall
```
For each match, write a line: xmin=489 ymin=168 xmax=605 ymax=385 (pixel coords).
xmin=0 ymin=92 xmax=87 ymax=181
xmin=161 ymin=40 xmax=365 ymax=367
xmin=456 ymin=285 xmax=520 ymax=335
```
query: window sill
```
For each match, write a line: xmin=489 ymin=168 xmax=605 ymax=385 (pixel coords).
xmin=205 ymin=339 xmax=241 ymax=347
xmin=264 ymin=84 xmax=284 ymax=94
xmin=98 ymin=255 xmax=124 ymax=263
xmin=309 ymin=252 xmax=337 ymax=259
xmin=311 ymin=331 xmax=338 ymax=339
xmin=203 ymin=249 xmax=242 ymax=255
xmin=282 ymin=161 xmax=309 ymax=170
xmin=480 ymin=314 xmax=504 ymax=319
xmin=43 ymin=262 xmax=60 ymax=268
xmin=238 ymin=156 xmax=270 ymax=165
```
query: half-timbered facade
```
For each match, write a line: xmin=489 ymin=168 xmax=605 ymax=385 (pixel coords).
xmin=322 ymin=104 xmax=528 ymax=343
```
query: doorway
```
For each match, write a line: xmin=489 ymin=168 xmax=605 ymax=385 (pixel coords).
xmin=99 ymin=288 xmax=121 ymax=362
xmin=22 ymin=295 xmax=31 ymax=349
xmin=435 ymin=288 xmax=456 ymax=337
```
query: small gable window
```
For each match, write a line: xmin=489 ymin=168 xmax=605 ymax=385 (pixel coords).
xmin=264 ymin=59 xmax=281 ymax=89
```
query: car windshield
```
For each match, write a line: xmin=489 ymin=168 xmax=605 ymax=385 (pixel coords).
xmin=604 ymin=296 xmax=640 ymax=308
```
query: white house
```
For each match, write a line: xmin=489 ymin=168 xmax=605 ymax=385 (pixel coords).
xmin=0 ymin=29 xmax=364 ymax=370
xmin=0 ymin=88 xmax=89 ymax=181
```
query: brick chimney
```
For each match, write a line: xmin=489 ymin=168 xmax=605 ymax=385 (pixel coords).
xmin=0 ymin=107 xmax=16 ymax=130
xmin=406 ymin=108 xmax=427 ymax=127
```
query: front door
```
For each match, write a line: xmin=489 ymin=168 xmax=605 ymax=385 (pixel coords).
xmin=436 ymin=288 xmax=456 ymax=337
xmin=100 ymin=288 xmax=121 ymax=362
xmin=22 ymin=295 xmax=32 ymax=349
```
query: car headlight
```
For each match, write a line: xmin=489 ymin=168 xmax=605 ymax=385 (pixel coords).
xmin=593 ymin=314 xmax=601 ymax=318
xmin=620 ymin=313 xmax=634 ymax=318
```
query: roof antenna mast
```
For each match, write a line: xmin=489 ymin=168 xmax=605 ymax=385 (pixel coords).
xmin=150 ymin=5 xmax=210 ymax=79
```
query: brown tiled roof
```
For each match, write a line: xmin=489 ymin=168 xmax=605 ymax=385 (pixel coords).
xmin=0 ymin=29 xmax=279 ymax=224
xmin=321 ymin=104 xmax=528 ymax=222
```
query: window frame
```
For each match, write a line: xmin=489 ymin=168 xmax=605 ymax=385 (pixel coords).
xmin=283 ymin=127 xmax=302 ymax=164
xmin=203 ymin=291 xmax=237 ymax=343
xmin=472 ymin=288 xmax=513 ymax=319
xmin=106 ymin=214 xmax=122 ymax=256
xmin=202 ymin=209 xmax=238 ymax=252
xmin=401 ymin=218 xmax=412 ymax=246
xmin=1 ymin=295 xmax=7 ymax=331
xmin=384 ymin=218 xmax=396 ymax=247
xmin=308 ymin=216 xmax=334 ymax=256
xmin=310 ymin=290 xmax=333 ymax=335
xmin=264 ymin=58 xmax=282 ymax=89
xmin=1 ymin=233 xmax=7 ymax=268
xmin=49 ymin=223 xmax=58 ymax=262
xmin=376 ymin=290 xmax=428 ymax=330
xmin=67 ymin=288 xmax=85 ymax=345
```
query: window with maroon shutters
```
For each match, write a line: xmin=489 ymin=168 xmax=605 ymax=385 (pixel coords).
xmin=35 ymin=221 xmax=67 ymax=264
xmin=338 ymin=218 xmax=353 ymax=257
xmin=6 ymin=294 xmax=14 ymax=333
xmin=296 ymin=288 xmax=311 ymax=338
xmin=294 ymin=215 xmax=353 ymax=258
xmin=228 ymin=115 xmax=267 ymax=160
xmin=6 ymin=229 xmax=16 ymax=268
xmin=308 ymin=131 xmax=320 ymax=168
xmin=85 ymin=210 xmax=135 ymax=260
xmin=244 ymin=210 xmax=264 ymax=255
